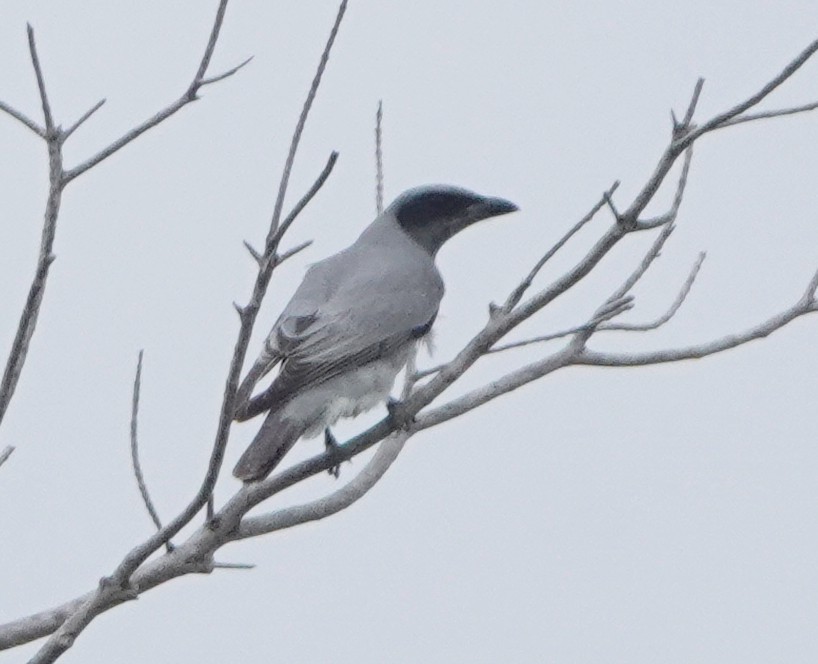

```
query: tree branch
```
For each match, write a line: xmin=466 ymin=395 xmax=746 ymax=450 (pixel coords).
xmin=0 ymin=100 xmax=44 ymax=137
xmin=578 ymin=271 xmax=818 ymax=366
xmin=265 ymin=0 xmax=348 ymax=248
xmin=375 ymin=100 xmax=384 ymax=215
xmin=0 ymin=1 xmax=246 ymax=435
xmin=6 ymin=27 xmax=818 ymax=661
xmin=61 ymin=98 xmax=106 ymax=142
xmin=22 ymin=5 xmax=347 ymax=662
xmin=0 ymin=445 xmax=14 ymax=470
xmin=129 ymin=351 xmax=173 ymax=553
xmin=26 ymin=24 xmax=54 ymax=133
xmin=503 ymin=180 xmax=620 ymax=311
xmin=681 ymin=38 xmax=818 ymax=145
xmin=600 ymin=252 xmax=706 ymax=333
xmin=62 ymin=0 xmax=246 ymax=184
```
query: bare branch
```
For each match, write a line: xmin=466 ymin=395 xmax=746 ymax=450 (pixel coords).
xmin=200 ymin=55 xmax=253 ymax=87
xmin=417 ymin=346 xmax=578 ymax=431
xmin=682 ymin=38 xmax=818 ymax=144
xmin=0 ymin=101 xmax=45 ymax=137
xmin=63 ymin=0 xmax=243 ymax=184
xmin=239 ymin=432 xmax=411 ymax=539
xmin=503 ymin=180 xmax=620 ymax=311
xmin=129 ymin=352 xmax=173 ymax=553
xmin=268 ymin=151 xmax=339 ymax=252
xmin=0 ymin=445 xmax=14 ymax=469
xmin=600 ymin=252 xmax=706 ymax=333
xmin=375 ymin=100 xmax=384 ymax=215
xmin=265 ymin=0 xmax=348 ymax=248
xmin=680 ymin=78 xmax=705 ymax=129
xmin=634 ymin=145 xmax=693 ymax=230
xmin=212 ymin=561 xmax=256 ymax=570
xmin=190 ymin=0 xmax=230 ymax=87
xmin=718 ymin=101 xmax=818 ymax=128
xmin=26 ymin=24 xmax=54 ymax=133
xmin=276 ymin=239 xmax=313 ymax=264
xmin=603 ymin=188 xmax=622 ymax=222
xmin=578 ymin=277 xmax=818 ymax=367
xmin=486 ymin=297 xmax=634 ymax=355
xmin=803 ymin=268 xmax=818 ymax=304
xmin=61 ymin=99 xmax=106 ymax=142
xmin=0 ymin=176 xmax=62 ymax=428
xmin=240 ymin=345 xmax=421 ymax=538
xmin=242 ymin=240 xmax=263 ymax=265
xmin=608 ymin=223 xmax=676 ymax=303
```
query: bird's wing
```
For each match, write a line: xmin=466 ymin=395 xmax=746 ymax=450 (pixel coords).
xmin=246 ymin=248 xmax=443 ymax=415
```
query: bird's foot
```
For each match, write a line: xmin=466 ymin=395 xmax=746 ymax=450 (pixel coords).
xmin=324 ymin=428 xmax=343 ymax=479
xmin=387 ymin=397 xmax=415 ymax=431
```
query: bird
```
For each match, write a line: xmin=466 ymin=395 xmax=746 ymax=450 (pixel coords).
xmin=232 ymin=184 xmax=518 ymax=482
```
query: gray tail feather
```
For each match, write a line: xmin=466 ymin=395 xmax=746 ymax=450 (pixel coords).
xmin=233 ymin=409 xmax=305 ymax=482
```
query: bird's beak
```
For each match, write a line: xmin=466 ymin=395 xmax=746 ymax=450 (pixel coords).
xmin=468 ymin=196 xmax=519 ymax=222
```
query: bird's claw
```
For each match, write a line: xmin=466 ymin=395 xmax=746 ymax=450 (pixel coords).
xmin=387 ymin=397 xmax=415 ymax=431
xmin=324 ymin=428 xmax=343 ymax=478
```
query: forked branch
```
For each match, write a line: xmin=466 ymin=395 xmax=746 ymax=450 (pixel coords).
xmin=4 ymin=19 xmax=818 ymax=664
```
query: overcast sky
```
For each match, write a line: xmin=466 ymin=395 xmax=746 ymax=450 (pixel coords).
xmin=2 ymin=2 xmax=818 ymax=663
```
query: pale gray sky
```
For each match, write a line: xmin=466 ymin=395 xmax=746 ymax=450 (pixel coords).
xmin=2 ymin=2 xmax=818 ymax=662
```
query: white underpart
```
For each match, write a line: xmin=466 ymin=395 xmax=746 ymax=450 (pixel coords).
xmin=280 ymin=341 xmax=420 ymax=439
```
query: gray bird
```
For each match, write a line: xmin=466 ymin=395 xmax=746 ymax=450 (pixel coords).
xmin=233 ymin=184 xmax=518 ymax=482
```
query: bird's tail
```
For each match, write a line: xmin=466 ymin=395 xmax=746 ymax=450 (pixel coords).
xmin=233 ymin=408 xmax=306 ymax=482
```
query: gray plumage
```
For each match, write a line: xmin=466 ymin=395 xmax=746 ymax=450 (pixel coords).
xmin=233 ymin=185 xmax=518 ymax=482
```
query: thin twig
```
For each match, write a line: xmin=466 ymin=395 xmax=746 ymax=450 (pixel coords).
xmin=265 ymin=0 xmax=348 ymax=248
xmin=268 ymin=151 xmax=339 ymax=251
xmin=578 ymin=280 xmax=818 ymax=367
xmin=212 ymin=561 xmax=256 ymax=570
xmin=635 ymin=145 xmax=693 ymax=229
xmin=242 ymin=240 xmax=263 ymax=264
xmin=0 ymin=167 xmax=62 ymax=428
xmin=0 ymin=101 xmax=45 ymax=137
xmin=375 ymin=100 xmax=384 ymax=214
xmin=600 ymin=252 xmax=706 ymax=332
xmin=61 ymin=99 xmax=106 ymax=142
xmin=803 ymin=268 xmax=818 ymax=304
xmin=276 ymin=239 xmax=313 ymax=264
xmin=63 ymin=0 xmax=245 ymax=183
xmin=26 ymin=25 xmax=54 ymax=133
xmin=487 ymin=298 xmax=635 ymax=355
xmin=608 ymin=223 xmax=676 ymax=303
xmin=681 ymin=78 xmax=705 ymax=128
xmin=200 ymin=56 xmax=254 ymax=87
xmin=129 ymin=352 xmax=172 ymax=552
xmin=719 ymin=101 xmax=818 ymax=128
xmin=503 ymin=180 xmax=620 ymax=311
xmin=0 ymin=445 xmax=14 ymax=469
xmin=682 ymin=38 xmax=818 ymax=144
xmin=190 ymin=0 xmax=230 ymax=87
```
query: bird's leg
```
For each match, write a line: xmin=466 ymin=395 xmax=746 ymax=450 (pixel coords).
xmin=387 ymin=397 xmax=415 ymax=431
xmin=324 ymin=428 xmax=343 ymax=479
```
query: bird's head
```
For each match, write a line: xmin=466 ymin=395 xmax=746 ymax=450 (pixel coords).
xmin=388 ymin=185 xmax=518 ymax=255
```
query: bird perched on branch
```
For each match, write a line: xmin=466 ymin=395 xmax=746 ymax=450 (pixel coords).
xmin=233 ymin=185 xmax=518 ymax=482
